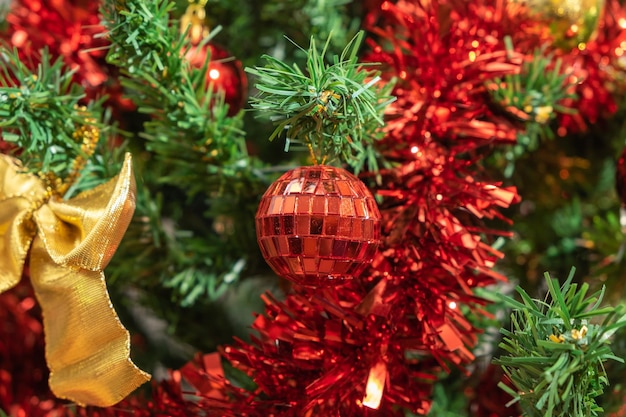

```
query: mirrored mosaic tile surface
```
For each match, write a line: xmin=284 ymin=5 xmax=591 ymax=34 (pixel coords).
xmin=256 ymin=165 xmax=382 ymax=287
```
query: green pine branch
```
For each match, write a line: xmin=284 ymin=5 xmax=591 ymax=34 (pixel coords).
xmin=100 ymin=0 xmax=393 ymax=305
xmin=101 ymin=0 xmax=269 ymax=305
xmin=0 ymin=48 xmax=106 ymax=182
xmin=101 ymin=0 xmax=256 ymax=196
xmin=488 ymin=39 xmax=578 ymax=178
xmin=494 ymin=269 xmax=626 ymax=417
xmin=109 ymin=180 xmax=260 ymax=307
xmin=246 ymin=30 xmax=395 ymax=174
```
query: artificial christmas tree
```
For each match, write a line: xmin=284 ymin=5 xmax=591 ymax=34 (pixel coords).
xmin=2 ymin=0 xmax=626 ymax=416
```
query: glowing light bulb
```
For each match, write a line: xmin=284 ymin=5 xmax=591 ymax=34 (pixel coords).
xmin=209 ymin=68 xmax=220 ymax=80
xmin=363 ymin=361 xmax=387 ymax=409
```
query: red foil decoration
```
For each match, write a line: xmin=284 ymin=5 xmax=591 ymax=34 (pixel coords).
xmin=115 ymin=1 xmax=624 ymax=415
xmin=189 ymin=2 xmax=524 ymax=416
xmin=0 ymin=281 xmax=49 ymax=417
xmin=5 ymin=0 xmax=134 ymax=112
xmin=210 ymin=286 xmax=435 ymax=416
xmin=360 ymin=0 xmax=522 ymax=366
xmin=185 ymin=43 xmax=248 ymax=116
xmin=554 ymin=0 xmax=626 ymax=134
xmin=256 ymin=165 xmax=382 ymax=287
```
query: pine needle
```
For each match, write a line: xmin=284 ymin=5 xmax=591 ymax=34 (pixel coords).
xmin=494 ymin=269 xmax=626 ymax=417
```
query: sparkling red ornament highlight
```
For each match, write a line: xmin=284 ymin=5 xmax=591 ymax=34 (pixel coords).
xmin=554 ymin=0 xmax=626 ymax=134
xmin=185 ymin=43 xmax=248 ymax=115
xmin=256 ymin=165 xmax=382 ymax=287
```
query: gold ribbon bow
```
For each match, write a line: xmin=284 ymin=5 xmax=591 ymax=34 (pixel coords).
xmin=0 ymin=153 xmax=150 ymax=407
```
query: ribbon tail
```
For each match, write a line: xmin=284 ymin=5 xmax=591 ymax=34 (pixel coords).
xmin=30 ymin=237 xmax=150 ymax=407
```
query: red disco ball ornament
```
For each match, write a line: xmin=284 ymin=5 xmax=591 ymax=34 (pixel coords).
xmin=256 ymin=165 xmax=382 ymax=287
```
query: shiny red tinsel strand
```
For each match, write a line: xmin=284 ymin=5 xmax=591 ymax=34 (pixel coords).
xmin=364 ymin=0 xmax=525 ymax=360
xmin=555 ymin=0 xmax=626 ymax=134
xmin=0 ymin=281 xmax=52 ymax=417
xmin=188 ymin=1 xmax=528 ymax=416
xmin=220 ymin=286 xmax=435 ymax=416
xmin=4 ymin=0 xmax=134 ymax=112
xmin=4 ymin=0 xmax=626 ymax=416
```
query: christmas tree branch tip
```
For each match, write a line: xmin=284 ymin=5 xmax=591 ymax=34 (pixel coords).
xmin=0 ymin=47 xmax=105 ymax=189
xmin=245 ymin=30 xmax=395 ymax=173
xmin=493 ymin=268 xmax=626 ymax=417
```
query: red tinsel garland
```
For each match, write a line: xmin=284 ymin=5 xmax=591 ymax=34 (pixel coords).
xmin=360 ymin=0 xmax=525 ymax=366
xmin=5 ymin=0 xmax=133 ymax=111
xmin=555 ymin=0 xmax=626 ymax=134
xmin=188 ymin=1 xmax=526 ymax=415
xmin=3 ymin=0 xmax=626 ymax=416
xmin=222 ymin=286 xmax=435 ymax=416
xmin=187 ymin=0 xmax=626 ymax=414
xmin=0 ymin=281 xmax=51 ymax=417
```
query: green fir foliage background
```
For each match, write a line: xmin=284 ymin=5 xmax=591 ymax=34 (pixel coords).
xmin=2 ymin=0 xmax=626 ymax=415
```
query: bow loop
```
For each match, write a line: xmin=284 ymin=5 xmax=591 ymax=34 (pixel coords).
xmin=35 ymin=153 xmax=136 ymax=271
xmin=0 ymin=155 xmax=47 ymax=291
xmin=0 ymin=154 xmax=48 ymax=200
